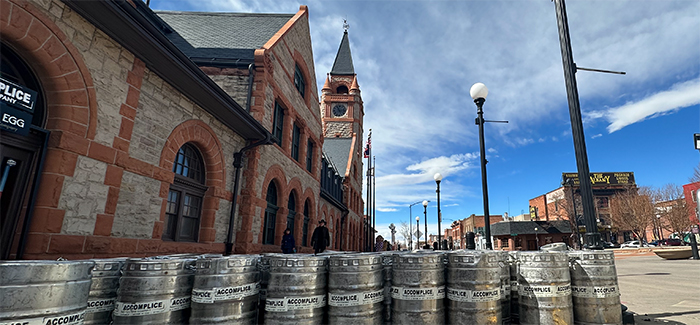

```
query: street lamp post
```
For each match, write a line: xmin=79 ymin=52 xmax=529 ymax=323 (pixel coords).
xmin=534 ymin=227 xmax=540 ymax=250
xmin=434 ymin=173 xmax=443 ymax=250
xmin=471 ymin=82 xmax=494 ymax=250
xmin=409 ymin=201 xmax=427 ymax=250
xmin=416 ymin=216 xmax=421 ymax=249
xmin=656 ymin=215 xmax=663 ymax=240
xmin=389 ymin=223 xmax=396 ymax=249
xmin=423 ymin=200 xmax=429 ymax=249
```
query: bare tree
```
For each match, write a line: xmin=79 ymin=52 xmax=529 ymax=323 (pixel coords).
xmin=656 ymin=184 xmax=693 ymax=241
xmin=398 ymin=221 xmax=412 ymax=246
xmin=610 ymin=187 xmax=655 ymax=243
xmin=691 ymin=163 xmax=700 ymax=183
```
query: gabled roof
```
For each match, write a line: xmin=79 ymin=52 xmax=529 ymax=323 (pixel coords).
xmin=330 ymin=31 xmax=355 ymax=75
xmin=323 ymin=137 xmax=353 ymax=176
xmin=491 ymin=220 xmax=572 ymax=237
xmin=156 ymin=11 xmax=294 ymax=61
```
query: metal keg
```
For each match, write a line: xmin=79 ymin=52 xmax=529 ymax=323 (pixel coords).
xmin=85 ymin=258 xmax=126 ymax=325
xmin=264 ymin=254 xmax=328 ymax=324
xmin=113 ymin=256 xmax=196 ymax=324
xmin=508 ymin=251 xmax=520 ymax=324
xmin=517 ymin=251 xmax=573 ymax=325
xmin=190 ymin=254 xmax=260 ymax=324
xmin=496 ymin=251 xmax=511 ymax=325
xmin=0 ymin=260 xmax=94 ymax=325
xmin=327 ymin=253 xmax=383 ymax=324
xmin=540 ymin=243 xmax=569 ymax=252
xmin=568 ymin=250 xmax=622 ymax=325
xmin=445 ymin=250 xmax=501 ymax=325
xmin=391 ymin=251 xmax=445 ymax=325
xmin=258 ymin=253 xmax=284 ymax=324
xmin=380 ymin=251 xmax=400 ymax=324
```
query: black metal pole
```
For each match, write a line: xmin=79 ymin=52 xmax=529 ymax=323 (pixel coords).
xmin=424 ymin=205 xmax=428 ymax=249
xmin=437 ymin=180 xmax=442 ymax=250
xmin=409 ymin=205 xmax=413 ymax=249
xmin=373 ymin=156 xmax=376 ymax=248
xmin=475 ymin=98 xmax=493 ymax=250
xmin=416 ymin=218 xmax=420 ymax=248
xmin=553 ymin=0 xmax=602 ymax=249
xmin=569 ymin=182 xmax=581 ymax=249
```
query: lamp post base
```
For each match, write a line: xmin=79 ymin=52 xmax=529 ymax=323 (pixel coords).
xmin=583 ymin=232 xmax=603 ymax=250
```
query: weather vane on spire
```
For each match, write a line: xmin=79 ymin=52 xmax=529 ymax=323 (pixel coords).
xmin=343 ymin=19 xmax=349 ymax=32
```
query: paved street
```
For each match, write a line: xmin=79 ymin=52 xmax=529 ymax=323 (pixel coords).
xmin=615 ymin=251 xmax=700 ymax=324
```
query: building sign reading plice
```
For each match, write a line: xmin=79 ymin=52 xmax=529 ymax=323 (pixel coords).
xmin=0 ymin=76 xmax=37 ymax=112
xmin=562 ymin=172 xmax=635 ymax=187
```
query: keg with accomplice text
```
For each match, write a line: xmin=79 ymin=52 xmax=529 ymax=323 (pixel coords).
xmin=84 ymin=258 xmax=126 ymax=325
xmin=496 ymin=251 xmax=511 ymax=325
xmin=568 ymin=250 xmax=622 ymax=325
xmin=391 ymin=251 xmax=445 ymax=325
xmin=0 ymin=260 xmax=94 ymax=325
xmin=517 ymin=251 xmax=573 ymax=325
xmin=327 ymin=253 xmax=384 ymax=324
xmin=112 ymin=257 xmax=196 ymax=324
xmin=446 ymin=250 xmax=501 ymax=325
xmin=508 ymin=251 xmax=520 ymax=324
xmin=190 ymin=254 xmax=260 ymax=324
xmin=264 ymin=254 xmax=328 ymax=324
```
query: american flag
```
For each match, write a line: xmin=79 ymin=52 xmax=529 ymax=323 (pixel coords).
xmin=364 ymin=136 xmax=371 ymax=158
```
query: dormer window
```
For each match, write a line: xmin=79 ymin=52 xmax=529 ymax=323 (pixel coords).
xmin=294 ymin=65 xmax=305 ymax=98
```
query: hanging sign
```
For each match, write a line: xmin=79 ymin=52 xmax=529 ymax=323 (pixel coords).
xmin=0 ymin=103 xmax=32 ymax=136
xmin=0 ymin=77 xmax=37 ymax=112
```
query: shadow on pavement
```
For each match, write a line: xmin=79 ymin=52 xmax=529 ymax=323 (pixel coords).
xmin=618 ymin=272 xmax=671 ymax=277
xmin=632 ymin=310 xmax=700 ymax=325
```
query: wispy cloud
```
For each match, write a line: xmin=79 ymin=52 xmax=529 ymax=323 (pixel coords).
xmin=591 ymin=134 xmax=602 ymax=139
xmin=588 ymin=78 xmax=700 ymax=133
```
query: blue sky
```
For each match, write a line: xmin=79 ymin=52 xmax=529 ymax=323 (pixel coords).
xmin=150 ymin=0 xmax=700 ymax=244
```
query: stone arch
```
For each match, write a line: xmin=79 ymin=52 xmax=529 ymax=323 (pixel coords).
xmin=1 ymin=0 xmax=98 ymax=138
xmin=292 ymin=49 xmax=312 ymax=107
xmin=156 ymin=120 xmax=226 ymax=242
xmin=259 ymin=164 xmax=287 ymax=245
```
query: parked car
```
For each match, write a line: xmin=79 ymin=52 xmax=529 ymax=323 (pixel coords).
xmin=620 ymin=240 xmax=641 ymax=248
xmin=647 ymin=240 xmax=660 ymax=246
xmin=603 ymin=241 xmax=620 ymax=248
xmin=662 ymin=238 xmax=683 ymax=246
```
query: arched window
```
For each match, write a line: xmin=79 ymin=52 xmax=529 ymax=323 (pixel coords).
xmin=287 ymin=192 xmax=296 ymax=232
xmin=302 ymin=201 xmax=310 ymax=247
xmin=294 ymin=64 xmax=306 ymax=98
xmin=336 ymin=85 xmax=348 ymax=94
xmin=164 ymin=143 xmax=207 ymax=242
xmin=263 ymin=182 xmax=278 ymax=245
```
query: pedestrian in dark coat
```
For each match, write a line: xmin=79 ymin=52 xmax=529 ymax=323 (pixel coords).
xmin=311 ymin=220 xmax=330 ymax=254
xmin=281 ymin=228 xmax=295 ymax=254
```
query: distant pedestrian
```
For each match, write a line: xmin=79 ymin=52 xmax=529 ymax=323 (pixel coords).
xmin=311 ymin=220 xmax=330 ymax=254
xmin=281 ymin=228 xmax=295 ymax=254
xmin=375 ymin=236 xmax=384 ymax=252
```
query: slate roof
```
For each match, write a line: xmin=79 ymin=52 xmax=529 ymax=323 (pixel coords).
xmin=491 ymin=220 xmax=572 ymax=237
xmin=323 ymin=138 xmax=353 ymax=176
xmin=330 ymin=31 xmax=355 ymax=75
xmin=155 ymin=11 xmax=293 ymax=61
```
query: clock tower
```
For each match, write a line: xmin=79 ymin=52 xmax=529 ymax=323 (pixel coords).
xmin=321 ymin=29 xmax=363 ymax=139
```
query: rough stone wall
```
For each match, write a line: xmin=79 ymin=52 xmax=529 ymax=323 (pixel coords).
xmin=111 ymin=171 xmax=162 ymax=238
xmin=58 ymin=156 xmax=109 ymax=235
xmin=206 ymin=71 xmax=250 ymax=109
xmin=325 ymin=121 xmax=352 ymax=138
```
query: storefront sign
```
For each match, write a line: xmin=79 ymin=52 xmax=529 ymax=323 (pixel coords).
xmin=0 ymin=77 xmax=37 ymax=112
xmin=0 ymin=103 xmax=32 ymax=136
xmin=562 ymin=172 xmax=635 ymax=187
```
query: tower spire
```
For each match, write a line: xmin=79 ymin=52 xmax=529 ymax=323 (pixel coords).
xmin=330 ymin=26 xmax=355 ymax=75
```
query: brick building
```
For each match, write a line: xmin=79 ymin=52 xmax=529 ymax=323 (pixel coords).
xmin=491 ymin=220 xmax=572 ymax=251
xmin=0 ymin=0 xmax=365 ymax=260
xmin=528 ymin=172 xmax=637 ymax=245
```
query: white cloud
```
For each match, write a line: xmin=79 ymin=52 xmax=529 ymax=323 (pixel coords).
xmin=591 ymin=78 xmax=700 ymax=133
xmin=377 ymin=207 xmax=398 ymax=212
xmin=591 ymin=134 xmax=602 ymax=139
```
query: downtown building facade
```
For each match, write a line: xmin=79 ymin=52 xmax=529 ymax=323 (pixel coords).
xmin=0 ymin=0 xmax=366 ymax=260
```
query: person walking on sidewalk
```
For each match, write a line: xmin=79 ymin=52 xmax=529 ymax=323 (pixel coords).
xmin=281 ymin=228 xmax=295 ymax=254
xmin=311 ymin=219 xmax=330 ymax=254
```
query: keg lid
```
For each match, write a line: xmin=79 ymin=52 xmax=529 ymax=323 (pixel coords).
xmin=0 ymin=260 xmax=95 ymax=284
xmin=517 ymin=251 xmax=569 ymax=264
xmin=446 ymin=250 xmax=499 ymax=267
xmin=91 ymin=257 xmax=127 ymax=276
xmin=196 ymin=254 xmax=259 ymax=274
xmin=568 ymin=250 xmax=615 ymax=264
xmin=329 ymin=253 xmax=381 ymax=267
xmin=124 ymin=257 xmax=196 ymax=274
xmin=268 ymin=254 xmax=329 ymax=268
xmin=392 ymin=251 xmax=444 ymax=268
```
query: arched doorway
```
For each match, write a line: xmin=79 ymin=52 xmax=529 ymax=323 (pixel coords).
xmin=263 ymin=182 xmax=279 ymax=245
xmin=0 ymin=44 xmax=49 ymax=260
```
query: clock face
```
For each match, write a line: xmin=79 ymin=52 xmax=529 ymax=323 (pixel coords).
xmin=332 ymin=104 xmax=347 ymax=117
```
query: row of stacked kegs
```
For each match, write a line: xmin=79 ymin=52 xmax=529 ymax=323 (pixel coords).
xmin=0 ymin=248 xmax=622 ymax=324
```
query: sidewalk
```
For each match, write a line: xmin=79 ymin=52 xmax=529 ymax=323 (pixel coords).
xmin=614 ymin=254 xmax=700 ymax=325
